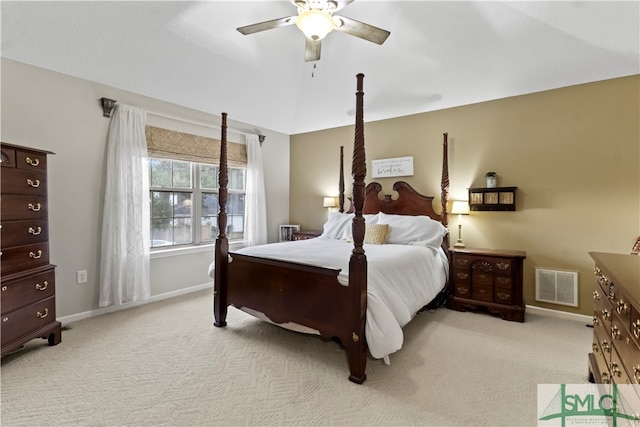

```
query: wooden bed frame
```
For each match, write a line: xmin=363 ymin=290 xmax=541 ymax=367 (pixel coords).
xmin=213 ymin=74 xmax=450 ymax=384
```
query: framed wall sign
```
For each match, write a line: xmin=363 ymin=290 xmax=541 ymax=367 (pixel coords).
xmin=372 ymin=156 xmax=414 ymax=178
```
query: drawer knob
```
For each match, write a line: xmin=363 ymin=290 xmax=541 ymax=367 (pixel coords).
xmin=496 ymin=262 xmax=509 ymax=270
xmin=26 ymin=178 xmax=40 ymax=188
xmin=28 ymin=203 xmax=42 ymax=212
xmin=36 ymin=308 xmax=49 ymax=319
xmin=611 ymin=325 xmax=621 ymax=340
xmin=601 ymin=340 xmax=610 ymax=353
xmin=610 ymin=362 xmax=622 ymax=377
xmin=616 ymin=299 xmax=629 ymax=315
xmin=1 ymin=286 xmax=6 ymax=292
xmin=456 ymin=286 xmax=468 ymax=295
xmin=592 ymin=342 xmax=599 ymax=352
xmin=2 ymin=317 xmax=8 ymax=322
xmin=496 ymin=276 xmax=511 ymax=285
xmin=633 ymin=320 xmax=640 ymax=339
xmin=29 ymin=250 xmax=43 ymax=259
xmin=593 ymin=317 xmax=600 ymax=326
xmin=593 ymin=290 xmax=601 ymax=300
xmin=633 ymin=365 xmax=640 ymax=384
xmin=25 ymin=157 xmax=40 ymax=167
xmin=456 ymin=272 xmax=468 ymax=280
xmin=601 ymin=309 xmax=610 ymax=320
xmin=456 ymin=258 xmax=469 ymax=266
xmin=28 ymin=226 xmax=42 ymax=235
xmin=35 ymin=281 xmax=49 ymax=291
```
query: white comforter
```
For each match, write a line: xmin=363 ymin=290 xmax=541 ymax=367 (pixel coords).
xmin=215 ymin=238 xmax=448 ymax=361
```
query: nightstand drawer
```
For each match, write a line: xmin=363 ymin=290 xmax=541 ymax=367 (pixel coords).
xmin=495 ymin=285 xmax=514 ymax=304
xmin=454 ymin=283 xmax=471 ymax=298
xmin=472 ymin=284 xmax=493 ymax=302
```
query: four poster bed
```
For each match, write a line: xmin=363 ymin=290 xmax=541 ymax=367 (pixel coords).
xmin=212 ymin=74 xmax=451 ymax=384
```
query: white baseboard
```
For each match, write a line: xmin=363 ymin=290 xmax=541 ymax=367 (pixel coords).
xmin=525 ymin=304 xmax=592 ymax=324
xmin=58 ymin=283 xmax=213 ymax=326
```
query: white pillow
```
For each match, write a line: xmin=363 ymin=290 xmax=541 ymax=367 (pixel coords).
xmin=320 ymin=212 xmax=354 ymax=240
xmin=363 ymin=213 xmax=380 ymax=224
xmin=321 ymin=212 xmax=380 ymax=240
xmin=377 ymin=212 xmax=448 ymax=248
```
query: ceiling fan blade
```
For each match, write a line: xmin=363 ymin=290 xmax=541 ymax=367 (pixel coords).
xmin=333 ymin=15 xmax=390 ymax=45
xmin=236 ymin=16 xmax=296 ymax=35
xmin=329 ymin=0 xmax=355 ymax=12
xmin=305 ymin=38 xmax=322 ymax=62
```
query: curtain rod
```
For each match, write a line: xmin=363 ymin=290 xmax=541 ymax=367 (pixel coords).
xmin=100 ymin=97 xmax=265 ymax=143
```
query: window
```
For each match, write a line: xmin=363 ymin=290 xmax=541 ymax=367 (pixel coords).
xmin=149 ymin=158 xmax=246 ymax=249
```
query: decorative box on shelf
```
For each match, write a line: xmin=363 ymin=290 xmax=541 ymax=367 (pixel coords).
xmin=468 ymin=186 xmax=517 ymax=211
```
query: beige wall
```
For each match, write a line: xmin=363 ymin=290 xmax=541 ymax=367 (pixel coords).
xmin=1 ymin=58 xmax=291 ymax=318
xmin=290 ymin=75 xmax=640 ymax=316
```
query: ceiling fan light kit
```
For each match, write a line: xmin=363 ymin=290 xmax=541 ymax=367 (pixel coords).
xmin=296 ymin=9 xmax=335 ymax=41
xmin=236 ymin=0 xmax=389 ymax=62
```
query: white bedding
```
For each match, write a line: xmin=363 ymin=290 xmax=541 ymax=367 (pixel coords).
xmin=211 ymin=238 xmax=448 ymax=361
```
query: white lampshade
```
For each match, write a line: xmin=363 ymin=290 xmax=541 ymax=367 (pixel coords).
xmin=323 ymin=196 xmax=338 ymax=208
xmin=296 ymin=9 xmax=335 ymax=41
xmin=451 ymin=200 xmax=470 ymax=215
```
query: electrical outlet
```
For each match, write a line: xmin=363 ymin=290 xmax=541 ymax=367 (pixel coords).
xmin=76 ymin=270 xmax=87 ymax=284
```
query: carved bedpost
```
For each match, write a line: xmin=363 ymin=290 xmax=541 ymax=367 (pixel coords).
xmin=441 ymin=133 xmax=449 ymax=228
xmin=339 ymin=146 xmax=345 ymax=213
xmin=214 ymin=113 xmax=229 ymax=327
xmin=347 ymin=73 xmax=368 ymax=384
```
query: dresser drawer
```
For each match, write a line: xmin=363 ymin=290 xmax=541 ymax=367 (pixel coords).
xmin=494 ymin=285 xmax=514 ymax=304
xmin=592 ymin=333 xmax=611 ymax=384
xmin=471 ymin=269 xmax=493 ymax=287
xmin=0 ymin=169 xmax=48 ymax=195
xmin=0 ymin=242 xmax=50 ymax=275
xmin=1 ymin=296 xmax=56 ymax=346
xmin=453 ymin=268 xmax=470 ymax=284
xmin=454 ymin=283 xmax=471 ymax=298
xmin=1 ymin=269 xmax=55 ymax=314
xmin=1 ymin=219 xmax=49 ymax=248
xmin=15 ymin=149 xmax=48 ymax=171
xmin=472 ymin=284 xmax=493 ymax=302
xmin=1 ymin=194 xmax=49 ymax=221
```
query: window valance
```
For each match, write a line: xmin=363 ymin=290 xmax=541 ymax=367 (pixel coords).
xmin=145 ymin=126 xmax=247 ymax=167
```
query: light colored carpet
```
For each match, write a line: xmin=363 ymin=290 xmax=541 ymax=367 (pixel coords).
xmin=1 ymin=289 xmax=592 ymax=426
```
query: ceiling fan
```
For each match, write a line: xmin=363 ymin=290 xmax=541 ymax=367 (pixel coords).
xmin=236 ymin=0 xmax=390 ymax=62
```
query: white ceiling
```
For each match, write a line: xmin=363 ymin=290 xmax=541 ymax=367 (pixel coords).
xmin=2 ymin=1 xmax=638 ymax=135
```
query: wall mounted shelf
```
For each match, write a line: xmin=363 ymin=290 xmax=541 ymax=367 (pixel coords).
xmin=468 ymin=186 xmax=517 ymax=211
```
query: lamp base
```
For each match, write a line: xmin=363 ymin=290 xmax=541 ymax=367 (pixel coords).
xmin=454 ymin=241 xmax=466 ymax=248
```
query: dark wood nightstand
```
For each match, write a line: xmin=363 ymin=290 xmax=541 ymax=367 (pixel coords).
xmin=447 ymin=247 xmax=527 ymax=322
xmin=292 ymin=230 xmax=322 ymax=241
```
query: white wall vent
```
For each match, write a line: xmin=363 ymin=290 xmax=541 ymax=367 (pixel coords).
xmin=535 ymin=268 xmax=578 ymax=307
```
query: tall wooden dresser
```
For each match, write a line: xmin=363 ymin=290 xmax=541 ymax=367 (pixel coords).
xmin=588 ymin=252 xmax=640 ymax=385
xmin=1 ymin=142 xmax=61 ymax=356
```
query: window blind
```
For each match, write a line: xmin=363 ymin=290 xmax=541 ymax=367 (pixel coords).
xmin=145 ymin=126 xmax=247 ymax=167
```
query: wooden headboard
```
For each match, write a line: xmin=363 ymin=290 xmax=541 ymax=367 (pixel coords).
xmin=362 ymin=181 xmax=440 ymax=219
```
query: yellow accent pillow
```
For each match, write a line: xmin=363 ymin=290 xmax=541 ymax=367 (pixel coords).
xmin=364 ymin=223 xmax=389 ymax=245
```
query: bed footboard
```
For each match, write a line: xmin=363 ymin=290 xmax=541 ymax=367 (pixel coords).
xmin=226 ymin=253 xmax=350 ymax=340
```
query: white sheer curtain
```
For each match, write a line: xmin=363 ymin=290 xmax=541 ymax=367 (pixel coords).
xmin=99 ymin=104 xmax=151 ymax=307
xmin=244 ymin=134 xmax=268 ymax=246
